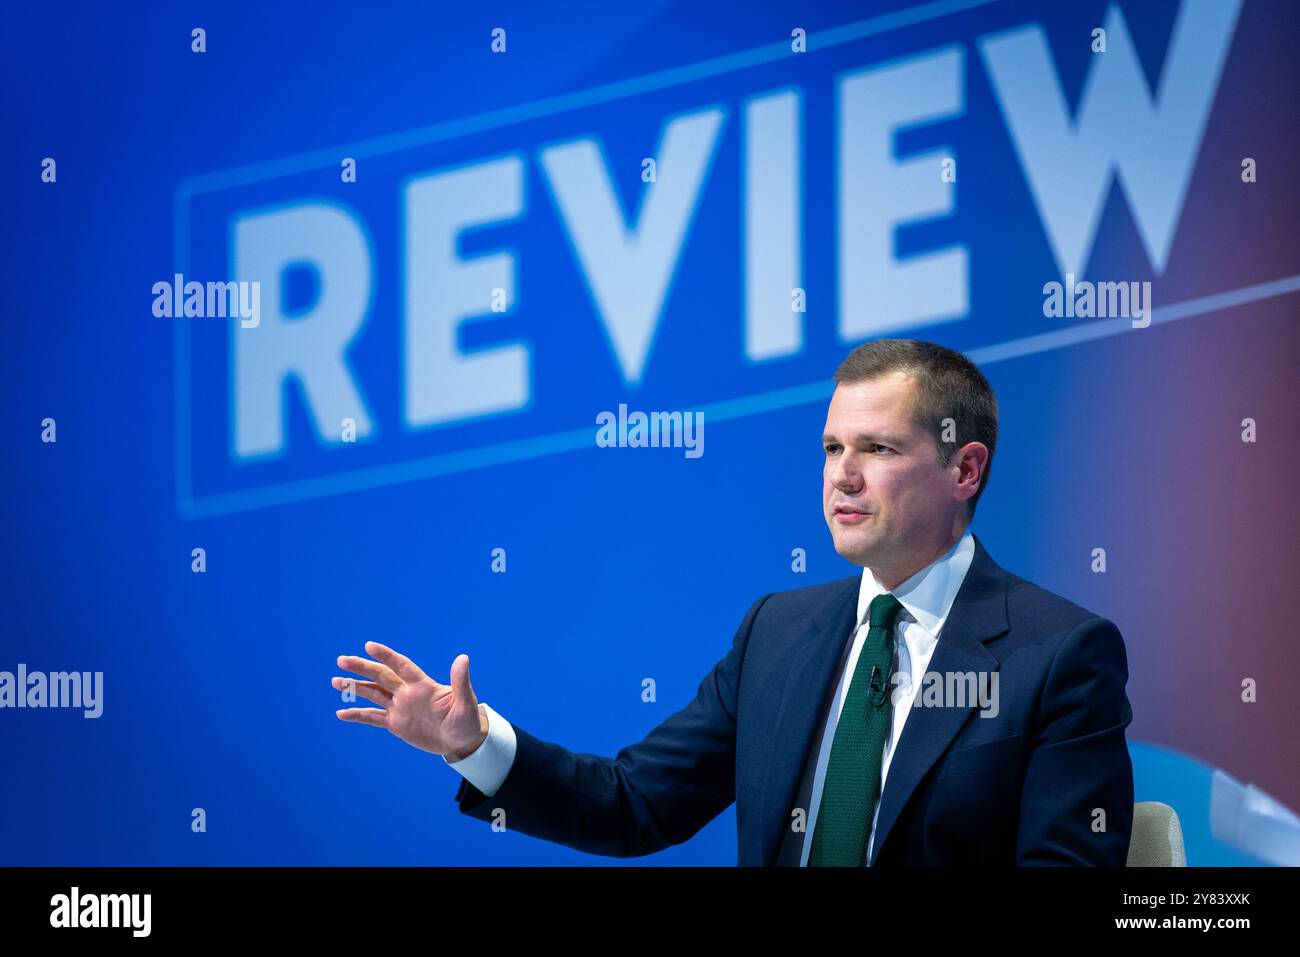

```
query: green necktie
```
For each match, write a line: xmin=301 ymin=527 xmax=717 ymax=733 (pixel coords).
xmin=809 ymin=591 xmax=904 ymax=867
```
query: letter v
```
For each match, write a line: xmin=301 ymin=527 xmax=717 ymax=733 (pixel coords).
xmin=538 ymin=107 xmax=728 ymax=387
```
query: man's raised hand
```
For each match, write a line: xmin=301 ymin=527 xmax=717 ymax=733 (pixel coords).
xmin=332 ymin=641 xmax=488 ymax=760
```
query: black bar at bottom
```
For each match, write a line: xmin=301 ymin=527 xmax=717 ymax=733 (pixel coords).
xmin=0 ymin=866 xmax=1286 ymax=940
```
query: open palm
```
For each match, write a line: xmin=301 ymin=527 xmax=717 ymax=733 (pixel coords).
xmin=332 ymin=641 xmax=486 ymax=760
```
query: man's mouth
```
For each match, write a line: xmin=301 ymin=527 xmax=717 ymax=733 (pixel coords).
xmin=833 ymin=506 xmax=872 ymax=524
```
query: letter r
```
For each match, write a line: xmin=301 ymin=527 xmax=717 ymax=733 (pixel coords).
xmin=231 ymin=202 xmax=375 ymax=459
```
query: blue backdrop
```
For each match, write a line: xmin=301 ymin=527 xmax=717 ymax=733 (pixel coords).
xmin=4 ymin=0 xmax=1297 ymax=865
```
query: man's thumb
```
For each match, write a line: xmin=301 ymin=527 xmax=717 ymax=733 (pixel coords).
xmin=450 ymin=653 xmax=476 ymax=704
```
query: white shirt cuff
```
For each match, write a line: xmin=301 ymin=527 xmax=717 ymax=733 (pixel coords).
xmin=443 ymin=701 xmax=517 ymax=797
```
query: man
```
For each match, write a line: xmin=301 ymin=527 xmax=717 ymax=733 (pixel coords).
xmin=333 ymin=338 xmax=1135 ymax=865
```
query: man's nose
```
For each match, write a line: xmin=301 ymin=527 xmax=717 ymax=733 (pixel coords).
xmin=829 ymin=451 xmax=861 ymax=491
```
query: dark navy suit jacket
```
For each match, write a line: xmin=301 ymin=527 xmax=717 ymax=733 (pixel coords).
xmin=454 ymin=533 xmax=1135 ymax=865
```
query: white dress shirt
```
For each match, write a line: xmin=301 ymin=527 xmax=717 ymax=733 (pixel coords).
xmin=443 ymin=701 xmax=516 ymax=795
xmin=446 ymin=529 xmax=976 ymax=867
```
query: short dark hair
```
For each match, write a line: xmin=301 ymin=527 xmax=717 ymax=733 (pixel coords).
xmin=832 ymin=338 xmax=998 ymax=521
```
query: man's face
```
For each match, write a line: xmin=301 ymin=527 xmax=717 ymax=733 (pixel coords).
xmin=822 ymin=373 xmax=962 ymax=577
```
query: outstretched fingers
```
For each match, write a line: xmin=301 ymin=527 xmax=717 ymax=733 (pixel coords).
xmin=335 ymin=707 xmax=390 ymax=727
xmin=336 ymin=653 xmax=404 ymax=693
xmin=364 ymin=640 xmax=431 ymax=684
xmin=331 ymin=677 xmax=393 ymax=707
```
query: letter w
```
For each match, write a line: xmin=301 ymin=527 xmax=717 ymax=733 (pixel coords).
xmin=979 ymin=0 xmax=1242 ymax=279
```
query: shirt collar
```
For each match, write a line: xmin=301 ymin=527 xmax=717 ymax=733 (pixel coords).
xmin=856 ymin=528 xmax=976 ymax=639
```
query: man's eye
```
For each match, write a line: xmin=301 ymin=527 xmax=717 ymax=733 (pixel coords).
xmin=871 ymin=444 xmax=893 ymax=454
xmin=824 ymin=445 xmax=840 ymax=454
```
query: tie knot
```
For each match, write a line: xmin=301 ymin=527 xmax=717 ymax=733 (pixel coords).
xmin=867 ymin=592 xmax=904 ymax=630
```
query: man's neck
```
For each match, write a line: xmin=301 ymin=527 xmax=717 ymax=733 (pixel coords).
xmin=875 ymin=524 xmax=967 ymax=592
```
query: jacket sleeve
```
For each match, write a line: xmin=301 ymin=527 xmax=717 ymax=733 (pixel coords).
xmin=452 ymin=591 xmax=773 ymax=857
xmin=1016 ymin=615 xmax=1135 ymax=865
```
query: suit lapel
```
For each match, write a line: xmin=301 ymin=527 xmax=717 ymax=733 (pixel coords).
xmin=757 ymin=574 xmax=860 ymax=866
xmin=866 ymin=533 xmax=1009 ymax=864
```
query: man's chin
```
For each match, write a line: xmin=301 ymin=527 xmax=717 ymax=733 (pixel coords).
xmin=830 ymin=531 xmax=875 ymax=565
